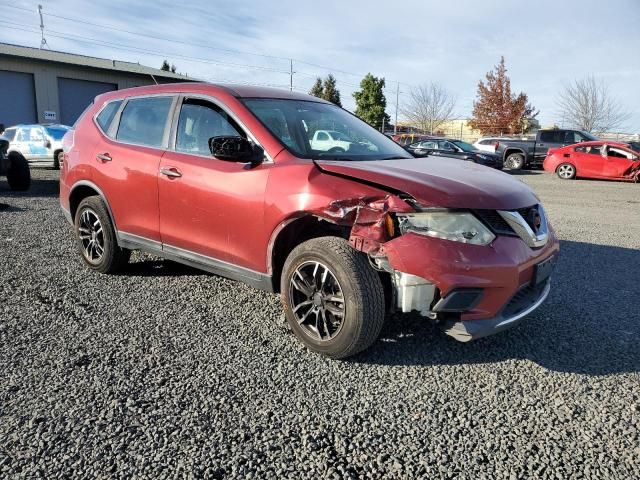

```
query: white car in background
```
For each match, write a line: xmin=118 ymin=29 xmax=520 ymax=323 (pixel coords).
xmin=473 ymin=137 xmax=515 ymax=153
xmin=2 ymin=124 xmax=70 ymax=169
xmin=310 ymin=129 xmax=353 ymax=152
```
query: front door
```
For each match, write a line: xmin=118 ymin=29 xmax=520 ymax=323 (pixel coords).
xmin=158 ymin=97 xmax=270 ymax=269
xmin=573 ymin=144 xmax=605 ymax=177
xmin=602 ymin=145 xmax=640 ymax=178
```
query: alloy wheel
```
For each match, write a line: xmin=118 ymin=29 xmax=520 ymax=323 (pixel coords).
xmin=558 ymin=164 xmax=575 ymax=179
xmin=288 ymin=261 xmax=345 ymax=342
xmin=78 ymin=209 xmax=105 ymax=263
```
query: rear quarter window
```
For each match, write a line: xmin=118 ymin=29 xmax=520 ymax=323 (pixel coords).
xmin=96 ymin=100 xmax=123 ymax=134
xmin=3 ymin=128 xmax=16 ymax=141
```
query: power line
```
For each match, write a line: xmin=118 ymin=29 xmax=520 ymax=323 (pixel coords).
xmin=0 ymin=2 xmax=416 ymax=88
xmin=0 ymin=21 xmax=293 ymax=74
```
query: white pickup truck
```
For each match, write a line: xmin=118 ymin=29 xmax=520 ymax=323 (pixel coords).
xmin=310 ymin=130 xmax=353 ymax=152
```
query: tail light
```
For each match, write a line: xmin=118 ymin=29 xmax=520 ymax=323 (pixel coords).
xmin=494 ymin=141 xmax=499 ymax=152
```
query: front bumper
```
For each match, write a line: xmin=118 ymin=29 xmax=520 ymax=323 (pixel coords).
xmin=440 ymin=279 xmax=551 ymax=341
xmin=381 ymin=227 xmax=559 ymax=340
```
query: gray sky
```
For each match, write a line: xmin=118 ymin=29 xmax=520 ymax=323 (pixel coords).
xmin=2 ymin=0 xmax=639 ymax=131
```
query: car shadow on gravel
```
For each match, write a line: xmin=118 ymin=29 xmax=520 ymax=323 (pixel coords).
xmin=506 ymin=169 xmax=546 ymax=176
xmin=354 ymin=240 xmax=640 ymax=376
xmin=0 ymin=178 xmax=60 ymax=197
xmin=121 ymin=258 xmax=205 ymax=277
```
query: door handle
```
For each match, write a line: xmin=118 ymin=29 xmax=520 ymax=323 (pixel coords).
xmin=96 ymin=153 xmax=112 ymax=162
xmin=160 ymin=167 xmax=182 ymax=178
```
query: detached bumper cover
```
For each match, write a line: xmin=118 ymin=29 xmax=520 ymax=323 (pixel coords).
xmin=441 ymin=280 xmax=551 ymax=342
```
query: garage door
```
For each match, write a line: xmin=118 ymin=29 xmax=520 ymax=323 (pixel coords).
xmin=58 ymin=78 xmax=117 ymax=126
xmin=0 ymin=70 xmax=37 ymax=127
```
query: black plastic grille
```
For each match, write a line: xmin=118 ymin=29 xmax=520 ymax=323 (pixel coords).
xmin=474 ymin=210 xmax=516 ymax=236
xmin=502 ymin=279 xmax=548 ymax=319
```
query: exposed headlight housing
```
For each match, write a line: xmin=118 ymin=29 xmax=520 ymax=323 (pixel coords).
xmin=397 ymin=211 xmax=495 ymax=245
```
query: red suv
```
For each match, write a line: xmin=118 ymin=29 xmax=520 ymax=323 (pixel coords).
xmin=60 ymin=83 xmax=559 ymax=358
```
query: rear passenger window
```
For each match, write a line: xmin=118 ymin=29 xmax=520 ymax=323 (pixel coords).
xmin=3 ymin=128 xmax=16 ymax=141
xmin=116 ymin=96 xmax=173 ymax=148
xmin=96 ymin=100 xmax=122 ymax=133
xmin=540 ymin=131 xmax=564 ymax=143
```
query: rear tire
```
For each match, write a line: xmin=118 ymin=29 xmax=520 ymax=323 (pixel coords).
xmin=556 ymin=163 xmax=576 ymax=180
xmin=505 ymin=153 xmax=525 ymax=170
xmin=74 ymin=196 xmax=130 ymax=273
xmin=281 ymin=237 xmax=385 ymax=359
xmin=53 ymin=150 xmax=63 ymax=170
xmin=6 ymin=152 xmax=31 ymax=191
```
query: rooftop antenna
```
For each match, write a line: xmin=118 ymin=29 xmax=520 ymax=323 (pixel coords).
xmin=38 ymin=4 xmax=49 ymax=49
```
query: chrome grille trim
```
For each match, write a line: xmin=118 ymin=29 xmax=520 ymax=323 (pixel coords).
xmin=497 ymin=204 xmax=549 ymax=248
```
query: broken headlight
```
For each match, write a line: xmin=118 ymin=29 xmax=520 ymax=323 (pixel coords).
xmin=396 ymin=211 xmax=495 ymax=246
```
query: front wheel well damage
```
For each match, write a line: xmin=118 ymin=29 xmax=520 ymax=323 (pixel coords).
xmin=270 ymin=216 xmax=350 ymax=293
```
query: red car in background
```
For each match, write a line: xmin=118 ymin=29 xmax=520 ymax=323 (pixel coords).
xmin=544 ymin=141 xmax=640 ymax=182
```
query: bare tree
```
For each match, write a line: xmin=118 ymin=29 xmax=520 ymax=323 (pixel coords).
xmin=556 ymin=76 xmax=630 ymax=133
xmin=400 ymin=83 xmax=457 ymax=134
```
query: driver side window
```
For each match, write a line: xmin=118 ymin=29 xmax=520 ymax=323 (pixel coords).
xmin=176 ymin=100 xmax=244 ymax=156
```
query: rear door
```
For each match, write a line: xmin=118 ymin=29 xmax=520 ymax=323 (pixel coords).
xmin=92 ymin=95 xmax=176 ymax=243
xmin=158 ymin=96 xmax=270 ymax=268
xmin=536 ymin=130 xmax=565 ymax=161
xmin=12 ymin=127 xmax=37 ymax=160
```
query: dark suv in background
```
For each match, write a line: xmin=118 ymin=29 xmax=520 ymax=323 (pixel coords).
xmin=406 ymin=138 xmax=503 ymax=169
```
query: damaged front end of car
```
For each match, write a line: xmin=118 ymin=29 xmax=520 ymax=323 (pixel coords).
xmin=310 ymin=194 xmax=457 ymax=323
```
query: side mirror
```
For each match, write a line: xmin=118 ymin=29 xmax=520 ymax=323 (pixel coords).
xmin=208 ymin=136 xmax=264 ymax=165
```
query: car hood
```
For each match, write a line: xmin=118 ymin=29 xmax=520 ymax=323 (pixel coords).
xmin=314 ymin=157 xmax=539 ymax=210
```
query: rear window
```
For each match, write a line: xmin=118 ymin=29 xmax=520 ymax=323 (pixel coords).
xmin=96 ymin=100 xmax=122 ymax=134
xmin=116 ymin=96 xmax=173 ymax=148
xmin=3 ymin=128 xmax=16 ymax=141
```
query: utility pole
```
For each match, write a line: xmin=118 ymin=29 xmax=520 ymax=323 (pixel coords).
xmin=394 ymin=81 xmax=399 ymax=135
xmin=381 ymin=116 xmax=385 ymax=133
xmin=38 ymin=4 xmax=48 ymax=50
xmin=289 ymin=59 xmax=293 ymax=92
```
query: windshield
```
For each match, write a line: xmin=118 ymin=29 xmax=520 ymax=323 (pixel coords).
xmin=242 ymin=99 xmax=412 ymax=161
xmin=579 ymin=130 xmax=598 ymax=141
xmin=451 ymin=140 xmax=477 ymax=152
xmin=45 ymin=126 xmax=69 ymax=140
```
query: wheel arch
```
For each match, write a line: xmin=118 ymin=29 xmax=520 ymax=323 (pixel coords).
xmin=69 ymin=181 xmax=118 ymax=232
xmin=504 ymin=148 xmax=527 ymax=161
xmin=268 ymin=214 xmax=350 ymax=293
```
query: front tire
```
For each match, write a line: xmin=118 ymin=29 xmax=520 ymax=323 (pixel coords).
xmin=6 ymin=152 xmax=31 ymax=191
xmin=74 ymin=196 xmax=130 ymax=273
xmin=281 ymin=237 xmax=385 ymax=359
xmin=505 ymin=153 xmax=525 ymax=170
xmin=556 ymin=163 xmax=576 ymax=179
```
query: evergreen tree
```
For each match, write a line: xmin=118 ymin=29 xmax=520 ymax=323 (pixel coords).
xmin=353 ymin=73 xmax=390 ymax=129
xmin=309 ymin=78 xmax=324 ymax=98
xmin=160 ymin=60 xmax=171 ymax=71
xmin=322 ymin=74 xmax=342 ymax=107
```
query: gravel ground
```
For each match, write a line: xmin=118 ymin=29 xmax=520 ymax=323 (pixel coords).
xmin=0 ymin=168 xmax=638 ymax=479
